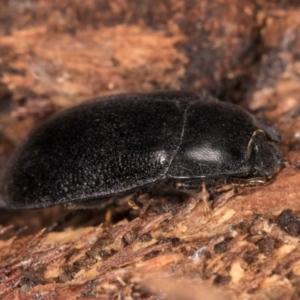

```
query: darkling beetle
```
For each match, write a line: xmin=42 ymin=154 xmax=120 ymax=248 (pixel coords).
xmin=0 ymin=91 xmax=281 ymax=209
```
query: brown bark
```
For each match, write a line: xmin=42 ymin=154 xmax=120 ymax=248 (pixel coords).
xmin=0 ymin=1 xmax=300 ymax=299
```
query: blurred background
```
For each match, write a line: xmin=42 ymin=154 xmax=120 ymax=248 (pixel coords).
xmin=1 ymin=0 xmax=300 ymax=298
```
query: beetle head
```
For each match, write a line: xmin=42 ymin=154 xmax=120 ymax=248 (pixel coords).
xmin=247 ymin=130 xmax=282 ymax=177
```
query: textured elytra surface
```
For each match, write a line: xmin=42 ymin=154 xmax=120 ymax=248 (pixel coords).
xmin=1 ymin=0 xmax=300 ymax=299
xmin=2 ymin=93 xmax=186 ymax=209
xmin=1 ymin=91 xmax=281 ymax=209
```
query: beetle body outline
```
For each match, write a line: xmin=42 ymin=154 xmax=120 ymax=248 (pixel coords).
xmin=0 ymin=91 xmax=281 ymax=209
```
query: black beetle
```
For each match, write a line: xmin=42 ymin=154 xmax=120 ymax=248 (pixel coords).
xmin=0 ymin=91 xmax=281 ymax=209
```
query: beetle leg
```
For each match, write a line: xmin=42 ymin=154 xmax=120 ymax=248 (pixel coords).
xmin=201 ymin=183 xmax=210 ymax=213
xmin=174 ymin=181 xmax=200 ymax=190
xmin=104 ymin=208 xmax=113 ymax=227
xmin=186 ymin=183 xmax=210 ymax=213
xmin=128 ymin=190 xmax=144 ymax=209
xmin=228 ymin=177 xmax=267 ymax=186
xmin=213 ymin=184 xmax=234 ymax=193
xmin=140 ymin=198 xmax=153 ymax=216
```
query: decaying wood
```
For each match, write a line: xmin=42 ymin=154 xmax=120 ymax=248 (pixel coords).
xmin=1 ymin=0 xmax=300 ymax=299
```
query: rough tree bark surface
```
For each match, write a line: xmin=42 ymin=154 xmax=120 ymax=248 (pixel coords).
xmin=0 ymin=0 xmax=300 ymax=299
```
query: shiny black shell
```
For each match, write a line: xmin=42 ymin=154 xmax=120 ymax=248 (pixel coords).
xmin=0 ymin=91 xmax=281 ymax=209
